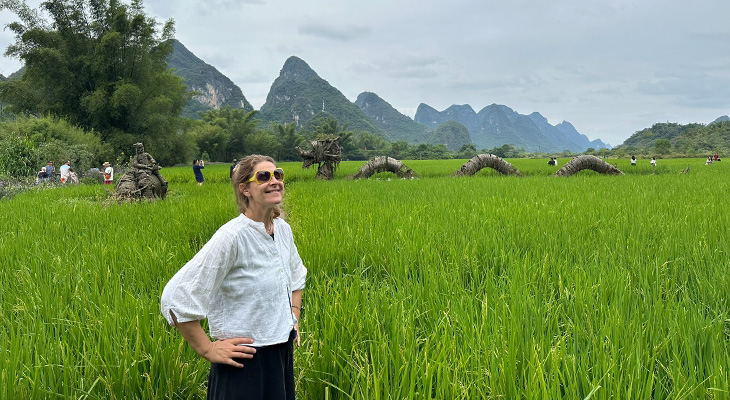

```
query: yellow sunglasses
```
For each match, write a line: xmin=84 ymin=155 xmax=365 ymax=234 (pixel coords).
xmin=247 ymin=168 xmax=285 ymax=184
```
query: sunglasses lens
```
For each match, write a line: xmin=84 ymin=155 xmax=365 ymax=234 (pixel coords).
xmin=255 ymin=170 xmax=271 ymax=183
xmin=273 ymin=169 xmax=284 ymax=181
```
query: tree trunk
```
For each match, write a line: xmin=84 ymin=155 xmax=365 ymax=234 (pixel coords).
xmin=454 ymin=154 xmax=521 ymax=177
xmin=353 ymin=156 xmax=415 ymax=179
xmin=554 ymin=155 xmax=624 ymax=177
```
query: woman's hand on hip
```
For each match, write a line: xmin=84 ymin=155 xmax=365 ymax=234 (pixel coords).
xmin=203 ymin=337 xmax=256 ymax=368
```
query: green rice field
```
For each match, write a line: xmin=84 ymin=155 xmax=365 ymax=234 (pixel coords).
xmin=1 ymin=158 xmax=729 ymax=399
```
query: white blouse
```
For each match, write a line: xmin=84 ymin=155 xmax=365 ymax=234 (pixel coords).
xmin=161 ymin=214 xmax=307 ymax=346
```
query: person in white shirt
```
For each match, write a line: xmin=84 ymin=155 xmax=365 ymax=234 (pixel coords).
xmin=100 ymin=161 xmax=114 ymax=184
xmin=161 ymin=154 xmax=306 ymax=400
xmin=59 ymin=160 xmax=71 ymax=183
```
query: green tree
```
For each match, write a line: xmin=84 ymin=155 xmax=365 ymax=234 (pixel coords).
xmin=199 ymin=107 xmax=259 ymax=160
xmin=388 ymin=140 xmax=410 ymax=159
xmin=0 ymin=115 xmax=110 ymax=177
xmin=353 ymin=131 xmax=388 ymax=160
xmin=193 ymin=124 xmax=229 ymax=162
xmin=612 ymin=147 xmax=627 ymax=159
xmin=407 ymin=143 xmax=452 ymax=160
xmin=654 ymin=139 xmax=672 ymax=154
xmin=244 ymin=131 xmax=280 ymax=158
xmin=0 ymin=0 xmax=189 ymax=163
xmin=490 ymin=144 xmax=520 ymax=158
xmin=456 ymin=144 xmax=477 ymax=159
xmin=272 ymin=122 xmax=303 ymax=161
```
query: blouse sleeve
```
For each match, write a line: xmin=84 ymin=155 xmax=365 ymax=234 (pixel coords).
xmin=160 ymin=229 xmax=238 ymax=325
xmin=288 ymin=231 xmax=307 ymax=292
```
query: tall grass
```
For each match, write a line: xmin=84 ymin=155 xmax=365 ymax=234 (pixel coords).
xmin=1 ymin=158 xmax=728 ymax=399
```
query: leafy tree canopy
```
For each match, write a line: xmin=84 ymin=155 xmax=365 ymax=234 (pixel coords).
xmin=654 ymin=139 xmax=672 ymax=154
xmin=616 ymin=121 xmax=730 ymax=155
xmin=0 ymin=0 xmax=190 ymax=162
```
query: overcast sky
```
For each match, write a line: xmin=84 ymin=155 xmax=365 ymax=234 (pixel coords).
xmin=1 ymin=0 xmax=729 ymax=146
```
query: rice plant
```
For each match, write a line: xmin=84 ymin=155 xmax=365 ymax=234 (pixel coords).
xmin=1 ymin=158 xmax=728 ymax=399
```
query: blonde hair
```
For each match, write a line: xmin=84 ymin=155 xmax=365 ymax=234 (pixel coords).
xmin=232 ymin=155 xmax=282 ymax=219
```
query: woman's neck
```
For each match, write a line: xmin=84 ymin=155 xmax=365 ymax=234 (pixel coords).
xmin=245 ymin=207 xmax=275 ymax=232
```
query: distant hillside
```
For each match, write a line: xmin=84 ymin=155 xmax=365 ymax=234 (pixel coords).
xmin=712 ymin=115 xmax=729 ymax=124
xmin=355 ymin=91 xmax=432 ymax=144
xmin=258 ymin=56 xmax=385 ymax=137
xmin=168 ymin=40 xmax=253 ymax=118
xmin=476 ymin=104 xmax=555 ymax=152
xmin=416 ymin=103 xmax=481 ymax=134
xmin=619 ymin=122 xmax=703 ymax=148
xmin=415 ymin=103 xmax=608 ymax=152
xmin=616 ymin=121 xmax=730 ymax=153
xmin=431 ymin=121 xmax=472 ymax=151
xmin=7 ymin=67 xmax=23 ymax=80
xmin=554 ymin=120 xmax=609 ymax=150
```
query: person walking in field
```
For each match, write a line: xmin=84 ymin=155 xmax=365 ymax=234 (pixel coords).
xmin=100 ymin=162 xmax=114 ymax=184
xmin=161 ymin=155 xmax=306 ymax=400
xmin=650 ymin=157 xmax=656 ymax=167
xmin=193 ymin=159 xmax=205 ymax=186
xmin=631 ymin=155 xmax=636 ymax=166
xmin=230 ymin=158 xmax=237 ymax=179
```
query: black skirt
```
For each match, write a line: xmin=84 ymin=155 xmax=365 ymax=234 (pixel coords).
xmin=207 ymin=329 xmax=297 ymax=400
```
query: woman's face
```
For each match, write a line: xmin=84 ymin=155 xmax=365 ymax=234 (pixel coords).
xmin=240 ymin=161 xmax=284 ymax=211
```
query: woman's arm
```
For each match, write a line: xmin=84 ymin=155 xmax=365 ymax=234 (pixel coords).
xmin=171 ymin=311 xmax=256 ymax=368
xmin=291 ymin=289 xmax=303 ymax=346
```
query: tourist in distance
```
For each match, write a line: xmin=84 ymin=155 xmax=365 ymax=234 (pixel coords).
xmin=193 ymin=159 xmax=205 ymax=186
xmin=45 ymin=161 xmax=55 ymax=179
xmin=230 ymin=158 xmax=238 ymax=179
xmin=59 ymin=160 xmax=71 ymax=183
xmin=35 ymin=167 xmax=48 ymax=184
xmin=101 ymin=162 xmax=114 ymax=184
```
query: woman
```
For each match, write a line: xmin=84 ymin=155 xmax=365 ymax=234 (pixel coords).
xmin=101 ymin=161 xmax=114 ymax=185
xmin=193 ymin=159 xmax=205 ymax=186
xmin=35 ymin=167 xmax=48 ymax=184
xmin=161 ymin=155 xmax=307 ymax=399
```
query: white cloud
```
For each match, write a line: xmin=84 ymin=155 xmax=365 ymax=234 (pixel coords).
xmin=298 ymin=22 xmax=370 ymax=41
xmin=0 ymin=0 xmax=729 ymax=145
